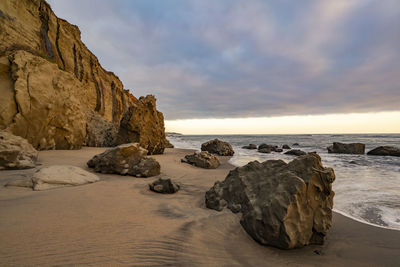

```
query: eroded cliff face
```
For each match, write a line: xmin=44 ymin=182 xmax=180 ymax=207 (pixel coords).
xmin=0 ymin=0 xmax=166 ymax=153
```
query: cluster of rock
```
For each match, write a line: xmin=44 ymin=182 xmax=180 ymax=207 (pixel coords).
xmin=181 ymin=151 xmax=220 ymax=169
xmin=205 ymin=153 xmax=335 ymax=249
xmin=87 ymin=143 xmax=160 ymax=177
xmin=201 ymin=139 xmax=234 ymax=156
xmin=327 ymin=142 xmax=400 ymax=157
xmin=0 ymin=0 xmax=166 ymax=154
xmin=6 ymin=165 xmax=100 ymax=191
xmin=284 ymin=149 xmax=307 ymax=156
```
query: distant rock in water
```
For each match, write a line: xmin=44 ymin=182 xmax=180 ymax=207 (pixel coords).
xmin=6 ymin=165 xmax=99 ymax=191
xmin=87 ymin=143 xmax=160 ymax=177
xmin=205 ymin=153 xmax=335 ymax=249
xmin=258 ymin=144 xmax=281 ymax=152
xmin=284 ymin=149 xmax=307 ymax=156
xmin=201 ymin=139 xmax=234 ymax=156
xmin=258 ymin=148 xmax=271 ymax=154
xmin=0 ymin=131 xmax=37 ymax=170
xmin=367 ymin=146 xmax=400 ymax=157
xmin=0 ymin=0 xmax=166 ymax=152
xmin=327 ymin=142 xmax=365 ymax=154
xmin=292 ymin=143 xmax=300 ymax=146
xmin=282 ymin=144 xmax=291 ymax=149
xmin=242 ymin=144 xmax=257 ymax=149
xmin=181 ymin=151 xmax=220 ymax=169
xmin=149 ymin=178 xmax=180 ymax=194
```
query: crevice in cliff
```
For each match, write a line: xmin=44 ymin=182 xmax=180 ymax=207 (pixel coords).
xmin=100 ymin=80 xmax=105 ymax=115
xmin=38 ymin=1 xmax=54 ymax=60
xmin=55 ymin=19 xmax=65 ymax=70
xmin=26 ymin=72 xmax=32 ymax=112
xmin=78 ymin=52 xmax=84 ymax=81
xmin=8 ymin=58 xmax=19 ymax=120
xmin=121 ymin=91 xmax=126 ymax=114
xmin=90 ymin=57 xmax=102 ymax=112
xmin=111 ymin=81 xmax=117 ymax=123
xmin=73 ymin=44 xmax=78 ymax=78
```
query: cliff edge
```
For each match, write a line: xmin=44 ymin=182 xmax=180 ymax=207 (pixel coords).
xmin=0 ymin=0 xmax=166 ymax=153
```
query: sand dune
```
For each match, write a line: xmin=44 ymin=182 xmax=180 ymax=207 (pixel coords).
xmin=0 ymin=148 xmax=399 ymax=266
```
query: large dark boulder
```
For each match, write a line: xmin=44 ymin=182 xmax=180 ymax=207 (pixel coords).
xmin=201 ymin=139 xmax=234 ymax=156
xmin=367 ymin=146 xmax=400 ymax=157
xmin=149 ymin=178 xmax=180 ymax=194
xmin=327 ymin=142 xmax=365 ymax=154
xmin=182 ymin=151 xmax=220 ymax=169
xmin=258 ymin=143 xmax=281 ymax=152
xmin=205 ymin=153 xmax=335 ymax=249
xmin=282 ymin=144 xmax=291 ymax=149
xmin=284 ymin=149 xmax=307 ymax=156
xmin=87 ymin=143 xmax=160 ymax=177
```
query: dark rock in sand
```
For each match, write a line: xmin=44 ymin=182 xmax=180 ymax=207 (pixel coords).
xmin=367 ymin=146 xmax=400 ymax=157
xmin=149 ymin=178 xmax=180 ymax=194
xmin=201 ymin=139 xmax=234 ymax=156
xmin=87 ymin=143 xmax=160 ymax=177
xmin=0 ymin=131 xmax=38 ymax=170
xmin=182 ymin=151 xmax=220 ymax=169
xmin=284 ymin=149 xmax=307 ymax=156
xmin=205 ymin=153 xmax=335 ymax=249
xmin=282 ymin=144 xmax=291 ymax=149
xmin=242 ymin=144 xmax=257 ymax=150
xmin=327 ymin=142 xmax=365 ymax=154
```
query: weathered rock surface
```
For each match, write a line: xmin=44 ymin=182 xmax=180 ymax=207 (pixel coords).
xmin=0 ymin=0 xmax=166 ymax=152
xmin=0 ymin=51 xmax=87 ymax=149
xmin=85 ymin=109 xmax=117 ymax=147
xmin=87 ymin=143 xmax=160 ymax=177
xmin=284 ymin=149 xmax=307 ymax=156
xmin=205 ymin=153 xmax=335 ymax=249
xmin=116 ymin=95 xmax=166 ymax=155
xmin=282 ymin=144 xmax=291 ymax=149
xmin=242 ymin=144 xmax=257 ymax=149
xmin=181 ymin=151 xmax=220 ymax=169
xmin=201 ymin=139 xmax=234 ymax=156
xmin=0 ymin=130 xmax=37 ymax=169
xmin=6 ymin=165 xmax=99 ymax=190
xmin=367 ymin=146 xmax=400 ymax=157
xmin=149 ymin=178 xmax=180 ymax=194
xmin=165 ymin=139 xmax=174 ymax=148
xmin=327 ymin=142 xmax=365 ymax=154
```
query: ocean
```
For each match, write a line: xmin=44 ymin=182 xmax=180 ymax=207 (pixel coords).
xmin=167 ymin=133 xmax=400 ymax=230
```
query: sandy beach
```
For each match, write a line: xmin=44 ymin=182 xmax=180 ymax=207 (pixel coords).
xmin=0 ymin=147 xmax=399 ymax=266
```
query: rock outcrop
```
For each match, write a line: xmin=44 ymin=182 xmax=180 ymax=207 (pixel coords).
xmin=258 ymin=144 xmax=281 ymax=152
xmin=201 ymin=139 xmax=234 ymax=156
xmin=284 ymin=149 xmax=307 ymax=156
xmin=165 ymin=139 xmax=174 ymax=148
xmin=116 ymin=95 xmax=166 ymax=154
xmin=6 ymin=165 xmax=100 ymax=190
xmin=327 ymin=142 xmax=365 ymax=154
xmin=0 ymin=130 xmax=38 ymax=169
xmin=149 ymin=178 xmax=180 ymax=194
xmin=0 ymin=0 xmax=166 ymax=152
xmin=87 ymin=143 xmax=160 ymax=177
xmin=181 ymin=151 xmax=220 ymax=169
xmin=282 ymin=144 xmax=291 ymax=149
xmin=242 ymin=144 xmax=257 ymax=149
xmin=205 ymin=153 xmax=335 ymax=249
xmin=367 ymin=146 xmax=400 ymax=157
xmin=85 ymin=109 xmax=117 ymax=147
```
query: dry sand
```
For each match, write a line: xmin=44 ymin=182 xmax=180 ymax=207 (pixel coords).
xmin=0 ymin=147 xmax=399 ymax=266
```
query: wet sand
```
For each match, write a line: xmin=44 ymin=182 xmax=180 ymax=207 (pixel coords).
xmin=0 ymin=147 xmax=399 ymax=266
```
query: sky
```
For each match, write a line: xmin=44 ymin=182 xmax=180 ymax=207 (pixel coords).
xmin=47 ymin=0 xmax=400 ymax=134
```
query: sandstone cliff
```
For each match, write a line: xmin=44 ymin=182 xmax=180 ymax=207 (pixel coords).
xmin=0 ymin=0 xmax=166 ymax=153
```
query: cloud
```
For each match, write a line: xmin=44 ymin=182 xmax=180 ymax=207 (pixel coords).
xmin=48 ymin=0 xmax=400 ymax=120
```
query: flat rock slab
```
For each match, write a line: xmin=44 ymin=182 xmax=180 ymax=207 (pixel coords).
xmin=5 ymin=165 xmax=99 ymax=190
